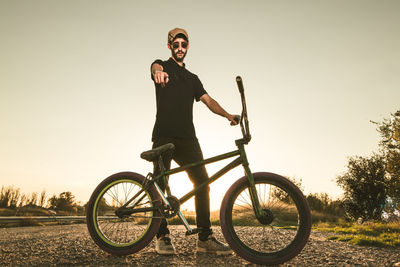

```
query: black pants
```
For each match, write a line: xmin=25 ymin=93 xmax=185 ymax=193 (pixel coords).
xmin=153 ymin=137 xmax=212 ymax=241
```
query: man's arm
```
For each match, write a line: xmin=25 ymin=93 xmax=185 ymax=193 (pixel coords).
xmin=151 ymin=63 xmax=169 ymax=87
xmin=200 ymin=94 xmax=238 ymax=125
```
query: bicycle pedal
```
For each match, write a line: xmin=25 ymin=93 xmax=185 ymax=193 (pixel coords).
xmin=185 ymin=228 xmax=200 ymax=236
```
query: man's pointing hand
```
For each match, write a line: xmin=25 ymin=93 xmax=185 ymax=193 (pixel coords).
xmin=154 ymin=71 xmax=169 ymax=88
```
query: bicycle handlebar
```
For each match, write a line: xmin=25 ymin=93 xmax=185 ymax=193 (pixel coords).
xmin=235 ymin=76 xmax=251 ymax=144
xmin=236 ymin=76 xmax=244 ymax=94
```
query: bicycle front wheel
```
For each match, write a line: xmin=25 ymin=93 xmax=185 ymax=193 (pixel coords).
xmin=86 ymin=172 xmax=162 ymax=255
xmin=220 ymin=172 xmax=311 ymax=265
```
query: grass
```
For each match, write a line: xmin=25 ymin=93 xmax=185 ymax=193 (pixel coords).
xmin=315 ymin=221 xmax=400 ymax=248
xmin=0 ymin=207 xmax=83 ymax=228
xmin=0 ymin=207 xmax=56 ymax=216
xmin=311 ymin=210 xmax=345 ymax=224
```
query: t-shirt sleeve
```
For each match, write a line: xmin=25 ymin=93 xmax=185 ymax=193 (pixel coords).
xmin=194 ymin=75 xmax=207 ymax=102
xmin=150 ymin=59 xmax=164 ymax=81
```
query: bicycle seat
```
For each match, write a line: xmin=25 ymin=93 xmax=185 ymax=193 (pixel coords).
xmin=140 ymin=143 xmax=175 ymax=162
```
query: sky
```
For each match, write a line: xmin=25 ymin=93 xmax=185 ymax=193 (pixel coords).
xmin=1 ymin=0 xmax=399 ymax=211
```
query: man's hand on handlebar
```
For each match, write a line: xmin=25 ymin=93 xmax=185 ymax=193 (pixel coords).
xmin=228 ymin=114 xmax=240 ymax=126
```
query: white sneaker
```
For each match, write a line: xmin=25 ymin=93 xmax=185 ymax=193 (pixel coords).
xmin=155 ymin=235 xmax=176 ymax=255
xmin=197 ymin=236 xmax=233 ymax=255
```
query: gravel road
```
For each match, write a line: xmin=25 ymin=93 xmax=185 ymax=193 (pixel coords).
xmin=1 ymin=224 xmax=399 ymax=266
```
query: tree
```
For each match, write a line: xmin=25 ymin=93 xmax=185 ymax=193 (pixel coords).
xmin=306 ymin=193 xmax=344 ymax=217
xmin=8 ymin=187 xmax=20 ymax=208
xmin=27 ymin=192 xmax=38 ymax=207
xmin=272 ymin=177 xmax=304 ymax=204
xmin=0 ymin=186 xmax=21 ymax=208
xmin=0 ymin=186 xmax=11 ymax=208
xmin=39 ymin=190 xmax=47 ymax=208
xmin=48 ymin=191 xmax=77 ymax=213
xmin=19 ymin=194 xmax=27 ymax=207
xmin=373 ymin=110 xmax=400 ymax=200
xmin=336 ymin=154 xmax=387 ymax=221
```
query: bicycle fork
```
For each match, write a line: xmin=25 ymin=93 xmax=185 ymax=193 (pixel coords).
xmin=238 ymin=144 xmax=267 ymax=221
xmin=243 ymin=165 xmax=266 ymax=220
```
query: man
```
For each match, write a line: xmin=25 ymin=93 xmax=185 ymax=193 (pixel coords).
xmin=150 ymin=28 xmax=238 ymax=255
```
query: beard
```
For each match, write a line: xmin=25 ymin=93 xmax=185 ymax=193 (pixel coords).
xmin=171 ymin=49 xmax=187 ymax=62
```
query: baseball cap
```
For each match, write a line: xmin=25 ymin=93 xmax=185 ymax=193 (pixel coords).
xmin=168 ymin=28 xmax=189 ymax=44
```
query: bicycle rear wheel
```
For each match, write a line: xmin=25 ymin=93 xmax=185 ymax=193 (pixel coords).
xmin=220 ymin=172 xmax=311 ymax=265
xmin=86 ymin=172 xmax=162 ymax=255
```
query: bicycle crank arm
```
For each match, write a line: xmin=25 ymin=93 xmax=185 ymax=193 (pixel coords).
xmin=185 ymin=227 xmax=200 ymax=236
xmin=176 ymin=209 xmax=195 ymax=234
xmin=115 ymin=206 xmax=159 ymax=217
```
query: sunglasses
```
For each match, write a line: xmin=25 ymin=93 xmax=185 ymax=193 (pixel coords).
xmin=171 ymin=41 xmax=188 ymax=49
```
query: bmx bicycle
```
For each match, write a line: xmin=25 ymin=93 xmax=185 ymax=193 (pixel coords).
xmin=86 ymin=76 xmax=312 ymax=265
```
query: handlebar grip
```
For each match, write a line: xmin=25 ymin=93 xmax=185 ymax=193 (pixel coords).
xmin=231 ymin=115 xmax=240 ymax=126
xmin=236 ymin=76 xmax=244 ymax=94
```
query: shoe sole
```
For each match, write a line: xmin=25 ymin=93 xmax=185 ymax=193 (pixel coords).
xmin=196 ymin=247 xmax=233 ymax=256
xmin=156 ymin=250 xmax=176 ymax=255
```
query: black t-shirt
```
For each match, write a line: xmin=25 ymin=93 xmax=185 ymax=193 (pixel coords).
xmin=150 ymin=58 xmax=207 ymax=141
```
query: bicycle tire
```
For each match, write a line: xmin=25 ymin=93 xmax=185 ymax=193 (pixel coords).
xmin=86 ymin=172 xmax=162 ymax=255
xmin=220 ymin=172 xmax=311 ymax=265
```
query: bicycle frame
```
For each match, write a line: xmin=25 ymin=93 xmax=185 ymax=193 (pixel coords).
xmin=117 ymin=76 xmax=265 ymax=234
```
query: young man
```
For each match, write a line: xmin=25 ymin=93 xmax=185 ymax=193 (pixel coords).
xmin=150 ymin=28 xmax=238 ymax=255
